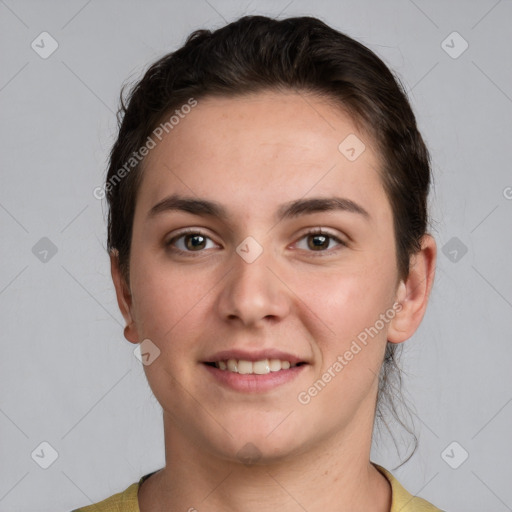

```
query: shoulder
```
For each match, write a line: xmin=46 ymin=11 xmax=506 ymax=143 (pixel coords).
xmin=70 ymin=481 xmax=140 ymax=512
xmin=374 ymin=464 xmax=445 ymax=512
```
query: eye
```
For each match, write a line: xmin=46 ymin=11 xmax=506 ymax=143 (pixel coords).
xmin=294 ymin=228 xmax=347 ymax=254
xmin=165 ymin=227 xmax=346 ymax=256
xmin=166 ymin=229 xmax=218 ymax=254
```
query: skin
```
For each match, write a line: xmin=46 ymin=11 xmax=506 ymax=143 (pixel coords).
xmin=110 ymin=90 xmax=436 ymax=512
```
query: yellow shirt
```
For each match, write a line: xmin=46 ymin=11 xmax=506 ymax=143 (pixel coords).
xmin=71 ymin=464 xmax=443 ymax=511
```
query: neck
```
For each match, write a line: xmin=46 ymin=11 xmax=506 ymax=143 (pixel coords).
xmin=138 ymin=404 xmax=392 ymax=512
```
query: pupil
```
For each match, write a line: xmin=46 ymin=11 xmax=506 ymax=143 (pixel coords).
xmin=186 ymin=234 xmax=206 ymax=250
xmin=309 ymin=234 xmax=328 ymax=250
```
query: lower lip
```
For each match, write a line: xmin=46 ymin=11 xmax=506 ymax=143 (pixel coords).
xmin=203 ymin=363 xmax=307 ymax=392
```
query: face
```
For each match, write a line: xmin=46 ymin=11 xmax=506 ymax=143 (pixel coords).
xmin=115 ymin=90 xmax=408 ymax=462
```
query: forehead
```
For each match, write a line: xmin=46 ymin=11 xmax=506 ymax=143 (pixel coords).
xmin=134 ymin=90 xmax=387 ymax=221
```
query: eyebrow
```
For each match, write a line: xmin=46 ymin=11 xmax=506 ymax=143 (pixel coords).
xmin=147 ymin=193 xmax=370 ymax=223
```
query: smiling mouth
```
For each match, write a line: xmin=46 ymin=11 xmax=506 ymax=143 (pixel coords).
xmin=204 ymin=358 xmax=307 ymax=375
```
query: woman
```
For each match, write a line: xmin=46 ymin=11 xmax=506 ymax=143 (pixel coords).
xmin=73 ymin=15 xmax=441 ymax=512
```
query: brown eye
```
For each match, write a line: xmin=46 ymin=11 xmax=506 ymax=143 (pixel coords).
xmin=295 ymin=229 xmax=346 ymax=254
xmin=307 ymin=233 xmax=330 ymax=251
xmin=183 ymin=233 xmax=207 ymax=251
xmin=166 ymin=230 xmax=217 ymax=254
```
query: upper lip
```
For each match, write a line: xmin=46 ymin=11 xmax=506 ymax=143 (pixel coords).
xmin=203 ymin=349 xmax=307 ymax=365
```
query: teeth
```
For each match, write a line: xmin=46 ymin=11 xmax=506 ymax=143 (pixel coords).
xmin=253 ymin=360 xmax=270 ymax=374
xmin=227 ymin=359 xmax=238 ymax=372
xmin=238 ymin=360 xmax=253 ymax=374
xmin=269 ymin=359 xmax=282 ymax=372
xmin=214 ymin=358 xmax=297 ymax=374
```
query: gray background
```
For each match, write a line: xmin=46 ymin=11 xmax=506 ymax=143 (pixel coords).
xmin=1 ymin=1 xmax=511 ymax=511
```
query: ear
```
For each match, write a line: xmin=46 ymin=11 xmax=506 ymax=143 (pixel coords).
xmin=387 ymin=234 xmax=437 ymax=344
xmin=110 ymin=249 xmax=139 ymax=344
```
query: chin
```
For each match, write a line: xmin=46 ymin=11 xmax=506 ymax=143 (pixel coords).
xmin=201 ymin=423 xmax=311 ymax=467
xmin=218 ymin=440 xmax=300 ymax=466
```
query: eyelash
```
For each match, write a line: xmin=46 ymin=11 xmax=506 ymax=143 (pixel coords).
xmin=165 ymin=228 xmax=347 ymax=257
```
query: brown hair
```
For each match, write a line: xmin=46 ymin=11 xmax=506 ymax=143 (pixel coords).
xmin=105 ymin=15 xmax=431 ymax=466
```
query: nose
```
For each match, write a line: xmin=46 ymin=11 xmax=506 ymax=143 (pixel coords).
xmin=215 ymin=241 xmax=291 ymax=328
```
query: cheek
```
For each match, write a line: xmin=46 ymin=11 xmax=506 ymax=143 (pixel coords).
xmin=131 ymin=261 xmax=200 ymax=344
xmin=299 ymin=268 xmax=395 ymax=418
xmin=131 ymin=268 xmax=206 ymax=398
xmin=298 ymin=253 xmax=397 ymax=341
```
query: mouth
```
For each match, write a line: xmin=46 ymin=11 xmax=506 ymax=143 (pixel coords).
xmin=202 ymin=351 xmax=309 ymax=392
xmin=204 ymin=358 xmax=307 ymax=375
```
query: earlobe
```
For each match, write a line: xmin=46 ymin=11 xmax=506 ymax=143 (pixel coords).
xmin=123 ymin=323 xmax=138 ymax=344
xmin=387 ymin=234 xmax=437 ymax=344
xmin=110 ymin=250 xmax=139 ymax=344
